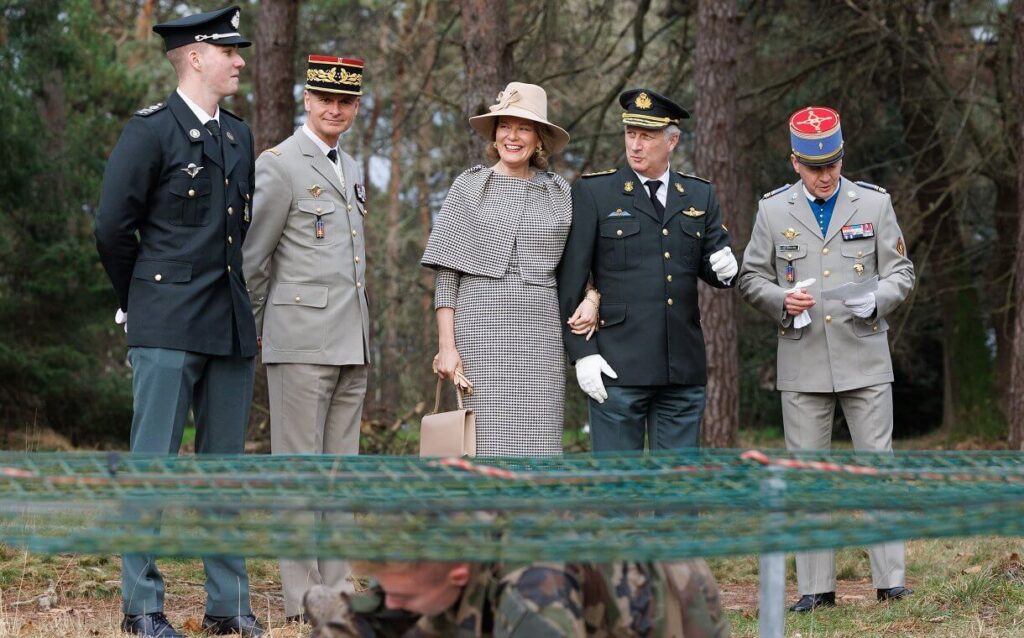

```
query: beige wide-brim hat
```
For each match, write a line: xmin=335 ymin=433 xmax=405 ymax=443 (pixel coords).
xmin=468 ymin=82 xmax=570 ymax=154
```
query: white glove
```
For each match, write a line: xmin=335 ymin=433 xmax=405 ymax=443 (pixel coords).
xmin=114 ymin=308 xmax=127 ymax=334
xmin=784 ymin=278 xmax=816 ymax=329
xmin=709 ymin=246 xmax=738 ymax=283
xmin=575 ymin=354 xmax=618 ymax=403
xmin=844 ymin=293 xmax=876 ymax=319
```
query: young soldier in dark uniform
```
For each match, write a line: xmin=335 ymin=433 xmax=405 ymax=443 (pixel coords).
xmin=557 ymin=89 xmax=738 ymax=451
xmin=94 ymin=6 xmax=262 ymax=637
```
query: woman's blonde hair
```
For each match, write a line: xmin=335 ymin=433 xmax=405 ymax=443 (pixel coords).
xmin=484 ymin=119 xmax=557 ymax=171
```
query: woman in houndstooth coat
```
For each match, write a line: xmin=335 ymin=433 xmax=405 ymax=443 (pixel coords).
xmin=422 ymin=82 xmax=596 ymax=457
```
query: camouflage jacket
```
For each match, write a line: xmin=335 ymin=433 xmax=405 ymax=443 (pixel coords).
xmin=306 ymin=560 xmax=730 ymax=637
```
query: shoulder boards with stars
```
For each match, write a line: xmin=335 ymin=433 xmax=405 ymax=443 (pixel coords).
xmin=676 ymin=171 xmax=710 ymax=184
xmin=261 ymin=148 xmax=282 ymax=156
xmin=134 ymin=102 xmax=166 ymax=117
xmin=761 ymin=184 xmax=790 ymax=200
xmin=855 ymin=181 xmax=887 ymax=194
xmin=581 ymin=169 xmax=616 ymax=178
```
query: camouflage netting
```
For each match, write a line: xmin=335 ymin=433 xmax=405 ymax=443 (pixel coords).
xmin=1 ymin=450 xmax=1022 ymax=561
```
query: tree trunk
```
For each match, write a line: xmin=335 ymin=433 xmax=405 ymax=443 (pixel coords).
xmin=694 ymin=0 xmax=739 ymax=448
xmin=253 ymin=0 xmax=299 ymax=152
xmin=1008 ymin=0 xmax=1024 ymax=450
xmin=458 ymin=0 xmax=512 ymax=163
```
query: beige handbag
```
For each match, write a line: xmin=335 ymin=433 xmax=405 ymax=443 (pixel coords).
xmin=419 ymin=379 xmax=477 ymax=457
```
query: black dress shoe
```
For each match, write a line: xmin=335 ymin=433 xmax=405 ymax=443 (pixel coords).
xmin=121 ymin=613 xmax=185 ymax=638
xmin=284 ymin=613 xmax=307 ymax=624
xmin=788 ymin=592 xmax=836 ymax=612
xmin=201 ymin=614 xmax=264 ymax=637
xmin=877 ymin=585 xmax=914 ymax=601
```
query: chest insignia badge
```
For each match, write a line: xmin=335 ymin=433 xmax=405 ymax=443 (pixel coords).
xmin=308 ymin=184 xmax=323 ymax=198
xmin=623 ymin=180 xmax=634 ymax=193
xmin=782 ymin=228 xmax=800 ymax=240
xmin=682 ymin=207 xmax=705 ymax=218
xmin=181 ymin=163 xmax=204 ymax=178
xmin=189 ymin=128 xmax=201 ymax=139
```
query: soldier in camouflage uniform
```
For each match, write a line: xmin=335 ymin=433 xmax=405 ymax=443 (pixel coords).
xmin=303 ymin=560 xmax=730 ymax=637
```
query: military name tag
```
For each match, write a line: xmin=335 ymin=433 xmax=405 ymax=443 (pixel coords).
xmin=608 ymin=209 xmax=632 ymax=218
xmin=779 ymin=244 xmax=800 ymax=252
xmin=841 ymin=223 xmax=875 ymax=241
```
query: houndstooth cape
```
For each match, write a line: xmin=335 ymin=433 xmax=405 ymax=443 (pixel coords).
xmin=421 ymin=165 xmax=572 ymax=286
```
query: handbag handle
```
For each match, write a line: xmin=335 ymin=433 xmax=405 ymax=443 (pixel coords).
xmin=432 ymin=378 xmax=465 ymax=414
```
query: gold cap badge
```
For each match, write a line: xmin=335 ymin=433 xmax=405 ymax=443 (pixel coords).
xmin=635 ymin=92 xmax=653 ymax=110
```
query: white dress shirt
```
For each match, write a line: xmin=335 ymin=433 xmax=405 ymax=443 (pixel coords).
xmin=302 ymin=124 xmax=345 ymax=188
xmin=633 ymin=164 xmax=671 ymax=208
xmin=176 ymin=88 xmax=219 ymax=124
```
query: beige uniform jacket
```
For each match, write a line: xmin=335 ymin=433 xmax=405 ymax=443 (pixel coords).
xmin=243 ymin=128 xmax=369 ymax=365
xmin=738 ymin=179 xmax=915 ymax=393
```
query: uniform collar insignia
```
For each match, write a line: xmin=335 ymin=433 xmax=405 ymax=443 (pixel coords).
xmin=189 ymin=128 xmax=201 ymax=139
xmin=674 ymin=182 xmax=684 ymax=193
xmin=623 ymin=180 xmax=634 ymax=193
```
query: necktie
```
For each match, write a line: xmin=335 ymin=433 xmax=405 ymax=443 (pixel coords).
xmin=205 ymin=119 xmax=221 ymax=148
xmin=327 ymin=149 xmax=339 ymax=164
xmin=814 ymin=198 xmax=826 ymax=206
xmin=646 ymin=180 xmax=665 ymax=221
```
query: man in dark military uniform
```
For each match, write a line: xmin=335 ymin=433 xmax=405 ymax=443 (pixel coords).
xmin=557 ymin=89 xmax=737 ymax=451
xmin=94 ymin=6 xmax=262 ymax=637
xmin=302 ymin=560 xmax=730 ymax=637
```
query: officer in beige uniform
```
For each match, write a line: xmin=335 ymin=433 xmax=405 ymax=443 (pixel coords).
xmin=242 ymin=54 xmax=369 ymax=622
xmin=738 ymin=106 xmax=915 ymax=612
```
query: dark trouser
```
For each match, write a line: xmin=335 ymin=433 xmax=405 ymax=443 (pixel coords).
xmin=588 ymin=384 xmax=706 ymax=452
xmin=122 ymin=347 xmax=255 ymax=616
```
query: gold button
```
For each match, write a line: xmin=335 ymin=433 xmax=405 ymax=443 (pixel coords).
xmin=666 ymin=275 xmax=673 ymax=282
xmin=823 ymin=270 xmax=831 ymax=277
xmin=188 ymin=189 xmax=196 ymax=197
xmin=245 ymin=193 xmax=250 ymax=200
xmin=316 ymin=207 xmax=322 ymax=213
xmin=664 ymin=252 xmax=671 ymax=259
xmin=348 ymin=204 xmax=353 ymax=211
xmin=600 ymin=319 xmax=606 ymax=326
xmin=786 ymin=253 xmax=793 ymax=259
xmin=228 ymin=236 xmax=233 ymax=244
xmin=662 ymin=228 xmax=669 ymax=236
xmin=616 ymin=229 xmax=623 ymax=237
xmin=696 ymin=231 xmax=702 ymax=238
xmin=858 ymin=251 xmax=863 ymax=257
xmin=822 ymin=248 xmax=830 ymax=255
xmin=872 ymin=325 xmax=879 ymax=332
xmin=224 ymin=178 xmax=229 ymax=186
xmin=825 ymin=314 xmax=832 ymax=322
xmin=780 ymin=329 xmax=786 ymax=335
xmin=354 ymin=256 xmax=360 ymax=263
xmin=228 ymin=207 xmax=234 ymax=215
xmin=154 ymin=274 xmax=162 ymax=282
xmin=667 ymin=298 xmax=674 ymax=306
xmin=356 ymin=282 xmax=362 ymax=288
xmin=227 ymin=265 xmax=232 ymax=273
xmin=352 ymin=230 xmax=357 ymax=237
xmin=295 ymin=296 xmax=301 ymax=302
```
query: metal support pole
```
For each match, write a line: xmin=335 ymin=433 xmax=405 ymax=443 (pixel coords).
xmin=758 ymin=467 xmax=786 ymax=638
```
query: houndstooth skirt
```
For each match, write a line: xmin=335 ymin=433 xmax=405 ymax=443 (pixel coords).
xmin=450 ymin=249 xmax=565 ymax=456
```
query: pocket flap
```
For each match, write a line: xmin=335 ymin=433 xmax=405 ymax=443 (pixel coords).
xmin=168 ymin=176 xmax=211 ymax=198
xmin=841 ymin=241 xmax=876 ymax=258
xmin=132 ymin=259 xmax=192 ymax=283
xmin=679 ymin=219 xmax=704 ymax=238
xmin=599 ymin=220 xmax=640 ymax=239
xmin=775 ymin=244 xmax=808 ymax=260
xmin=853 ymin=317 xmax=888 ymax=337
xmin=296 ymin=199 xmax=336 ymax=215
xmin=599 ymin=302 xmax=626 ymax=328
xmin=271 ymin=282 xmax=328 ymax=308
xmin=778 ymin=325 xmax=803 ymax=340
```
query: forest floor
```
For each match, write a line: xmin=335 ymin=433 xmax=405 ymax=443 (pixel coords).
xmin=0 ymin=427 xmax=1021 ymax=636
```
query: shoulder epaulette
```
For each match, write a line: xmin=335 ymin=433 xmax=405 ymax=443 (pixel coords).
xmin=676 ymin=171 xmax=710 ymax=184
xmin=761 ymin=183 xmax=790 ymax=200
xmin=581 ymin=169 xmax=616 ymax=178
xmin=855 ymin=180 xmax=887 ymax=194
xmin=220 ymin=106 xmax=244 ymax=122
xmin=135 ymin=102 xmax=165 ymax=117
xmin=261 ymin=148 xmax=281 ymax=156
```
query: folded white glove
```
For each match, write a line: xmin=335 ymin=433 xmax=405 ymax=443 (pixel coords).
xmin=575 ymin=354 xmax=618 ymax=403
xmin=844 ymin=293 xmax=876 ymax=319
xmin=115 ymin=308 xmax=127 ymax=334
xmin=709 ymin=246 xmax=738 ymax=283
xmin=784 ymin=278 xmax=816 ymax=329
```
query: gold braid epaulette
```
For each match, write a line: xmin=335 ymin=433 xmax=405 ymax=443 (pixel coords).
xmin=262 ymin=148 xmax=281 ymax=156
xmin=675 ymin=171 xmax=710 ymax=184
xmin=581 ymin=169 xmax=616 ymax=178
